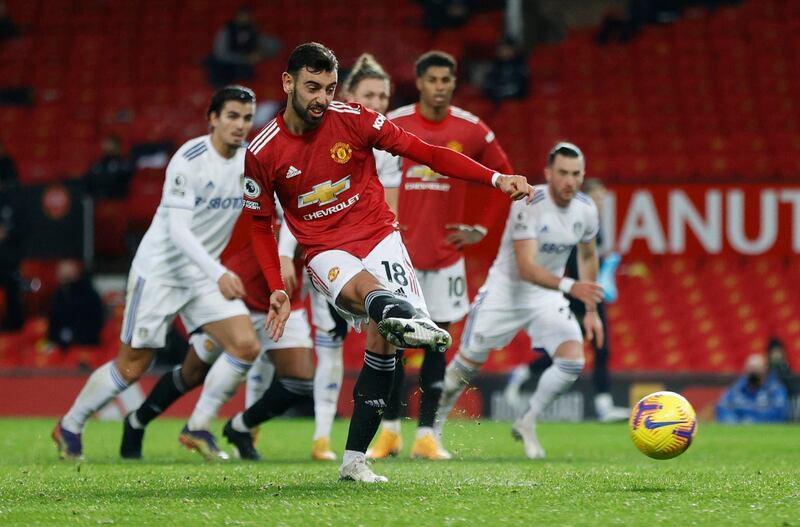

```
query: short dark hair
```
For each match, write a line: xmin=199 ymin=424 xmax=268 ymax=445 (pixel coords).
xmin=342 ymin=53 xmax=390 ymax=95
xmin=207 ymin=85 xmax=256 ymax=119
xmin=548 ymin=142 xmax=584 ymax=166
xmin=415 ymin=50 xmax=457 ymax=78
xmin=287 ymin=42 xmax=339 ymax=76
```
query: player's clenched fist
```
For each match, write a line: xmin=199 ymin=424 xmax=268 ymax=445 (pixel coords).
xmin=495 ymin=174 xmax=535 ymax=202
xmin=218 ymin=271 xmax=246 ymax=300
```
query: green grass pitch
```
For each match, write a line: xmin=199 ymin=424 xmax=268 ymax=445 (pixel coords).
xmin=0 ymin=418 xmax=798 ymax=526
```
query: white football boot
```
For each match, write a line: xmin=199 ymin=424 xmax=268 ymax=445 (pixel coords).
xmin=512 ymin=416 xmax=546 ymax=459
xmin=378 ymin=316 xmax=452 ymax=353
xmin=339 ymin=452 xmax=389 ymax=483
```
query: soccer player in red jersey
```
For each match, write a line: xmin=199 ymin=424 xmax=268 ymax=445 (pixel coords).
xmin=241 ymin=42 xmax=533 ymax=482
xmin=368 ymin=50 xmax=514 ymax=461
xmin=277 ymin=52 xmax=405 ymax=462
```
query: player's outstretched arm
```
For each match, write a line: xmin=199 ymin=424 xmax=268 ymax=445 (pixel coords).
xmin=377 ymin=118 xmax=534 ymax=201
xmin=251 ymin=215 xmax=291 ymax=340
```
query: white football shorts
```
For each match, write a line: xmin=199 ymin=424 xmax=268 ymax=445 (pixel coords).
xmin=459 ymin=286 xmax=583 ymax=364
xmin=306 ymin=231 xmax=430 ymax=330
xmin=120 ymin=269 xmax=248 ymax=349
xmin=415 ymin=258 xmax=469 ymax=323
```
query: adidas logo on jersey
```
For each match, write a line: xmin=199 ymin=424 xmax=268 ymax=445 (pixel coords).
xmin=205 ymin=181 xmax=215 ymax=190
xmin=394 ymin=288 xmax=407 ymax=298
xmin=286 ymin=166 xmax=302 ymax=179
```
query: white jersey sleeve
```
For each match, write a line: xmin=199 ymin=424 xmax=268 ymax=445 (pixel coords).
xmin=374 ymin=148 xmax=401 ymax=189
xmin=130 ymin=135 xmax=246 ymax=286
xmin=161 ymin=153 xmax=199 ymax=210
xmin=509 ymin=198 xmax=538 ymax=241
xmin=579 ymin=193 xmax=600 ymax=243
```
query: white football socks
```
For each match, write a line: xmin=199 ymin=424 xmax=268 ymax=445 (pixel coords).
xmin=523 ymin=358 xmax=584 ymax=425
xmin=312 ymin=336 xmax=343 ymax=441
xmin=62 ymin=361 xmax=129 ymax=434
xmin=245 ymin=352 xmax=275 ymax=408
xmin=187 ymin=352 xmax=252 ymax=431
xmin=433 ymin=356 xmax=479 ymax=438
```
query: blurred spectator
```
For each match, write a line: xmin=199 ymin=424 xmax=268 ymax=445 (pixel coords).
xmin=83 ymin=136 xmax=133 ymax=200
xmin=716 ymin=354 xmax=790 ymax=424
xmin=418 ymin=0 xmax=474 ymax=31
xmin=0 ymin=141 xmax=17 ymax=191
xmin=766 ymin=337 xmax=795 ymax=397
xmin=205 ymin=7 xmax=282 ymax=88
xmin=482 ymin=37 xmax=529 ymax=102
xmin=0 ymin=1 xmax=18 ymax=41
xmin=47 ymin=260 xmax=104 ymax=349
xmin=0 ymin=187 xmax=23 ymax=331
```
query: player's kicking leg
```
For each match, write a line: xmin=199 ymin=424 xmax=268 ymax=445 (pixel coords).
xmin=120 ymin=335 xmax=219 ymax=459
xmin=179 ymin=314 xmax=260 ymax=460
xmin=307 ymin=232 xmax=450 ymax=482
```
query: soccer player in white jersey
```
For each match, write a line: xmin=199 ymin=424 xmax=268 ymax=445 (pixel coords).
xmin=435 ymin=142 xmax=604 ymax=459
xmin=52 ymin=86 xmax=291 ymax=460
xmin=277 ymin=53 xmax=403 ymax=461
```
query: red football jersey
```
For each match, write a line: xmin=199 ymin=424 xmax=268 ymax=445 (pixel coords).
xmin=243 ymin=101 xmax=497 ymax=266
xmin=389 ymin=104 xmax=513 ymax=270
xmin=221 ymin=213 xmax=304 ymax=312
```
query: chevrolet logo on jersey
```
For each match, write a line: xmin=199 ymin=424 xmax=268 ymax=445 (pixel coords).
xmin=406 ymin=165 xmax=446 ymax=181
xmin=298 ymin=176 xmax=351 ymax=208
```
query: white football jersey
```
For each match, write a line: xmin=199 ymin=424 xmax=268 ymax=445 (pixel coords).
xmin=374 ymin=148 xmax=401 ymax=188
xmin=484 ymin=184 xmax=599 ymax=300
xmin=131 ymin=135 xmax=246 ymax=285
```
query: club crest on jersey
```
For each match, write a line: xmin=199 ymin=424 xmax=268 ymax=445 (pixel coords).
xmin=328 ymin=267 xmax=340 ymax=282
xmin=244 ymin=177 xmax=261 ymax=199
xmin=298 ymin=176 xmax=351 ymax=208
xmin=446 ymin=140 xmax=463 ymax=153
xmin=573 ymin=222 xmax=582 ymax=235
xmin=330 ymin=142 xmax=352 ymax=164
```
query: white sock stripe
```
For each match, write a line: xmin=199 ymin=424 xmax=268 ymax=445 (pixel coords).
xmin=364 ymin=354 xmax=396 ymax=371
xmin=223 ymin=353 xmax=253 ymax=373
xmin=279 ymin=378 xmax=314 ymax=395
xmin=364 ymin=352 xmax=396 ymax=365
xmin=109 ymin=362 xmax=129 ymax=390
xmin=553 ymin=359 xmax=585 ymax=376
xmin=364 ymin=290 xmax=393 ymax=313
xmin=172 ymin=365 xmax=187 ymax=393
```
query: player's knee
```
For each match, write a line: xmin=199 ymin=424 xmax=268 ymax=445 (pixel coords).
xmin=116 ymin=359 xmax=149 ymax=384
xmin=227 ymin=334 xmax=261 ymax=363
xmin=552 ymin=357 xmax=585 ymax=379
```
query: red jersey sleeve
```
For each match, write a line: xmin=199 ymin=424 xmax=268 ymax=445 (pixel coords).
xmin=251 ymin=215 xmax=285 ymax=294
xmin=243 ymin=149 xmax=277 ymax=217
xmin=244 ymin=148 xmax=284 ymax=293
xmin=360 ymin=106 xmax=496 ymax=187
xmin=475 ymin=123 xmax=515 ymax=230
